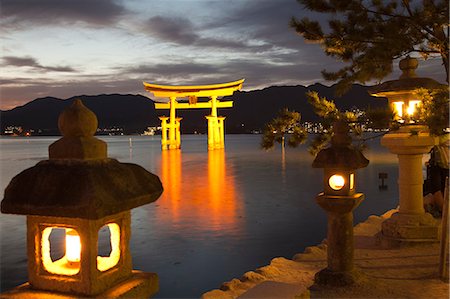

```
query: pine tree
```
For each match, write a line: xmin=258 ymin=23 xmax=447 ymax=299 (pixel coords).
xmin=291 ymin=0 xmax=449 ymax=95
xmin=261 ymin=108 xmax=307 ymax=150
xmin=416 ymin=88 xmax=450 ymax=135
xmin=305 ymin=91 xmax=367 ymax=155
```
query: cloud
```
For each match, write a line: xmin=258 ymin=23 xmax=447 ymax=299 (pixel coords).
xmin=1 ymin=55 xmax=444 ymax=111
xmin=136 ymin=1 xmax=339 ymax=83
xmin=117 ymin=56 xmax=335 ymax=91
xmin=2 ymin=56 xmax=76 ymax=72
xmin=143 ymin=15 xmax=269 ymax=51
xmin=0 ymin=76 xmax=143 ymax=110
xmin=1 ymin=0 xmax=445 ymax=111
xmin=145 ymin=16 xmax=197 ymax=45
xmin=211 ymin=0 xmax=338 ymax=47
xmin=198 ymin=0 xmax=335 ymax=62
xmin=125 ymin=62 xmax=218 ymax=77
xmin=203 ymin=1 xmax=300 ymax=46
xmin=1 ymin=0 xmax=127 ymax=30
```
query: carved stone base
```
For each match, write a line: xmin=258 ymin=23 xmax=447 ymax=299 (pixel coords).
xmin=381 ymin=212 xmax=439 ymax=247
xmin=313 ymin=267 xmax=363 ymax=287
xmin=0 ymin=271 xmax=158 ymax=299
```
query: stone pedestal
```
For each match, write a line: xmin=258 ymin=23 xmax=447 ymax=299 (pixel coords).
xmin=314 ymin=193 xmax=364 ymax=286
xmin=380 ymin=126 xmax=439 ymax=245
xmin=0 ymin=271 xmax=158 ymax=299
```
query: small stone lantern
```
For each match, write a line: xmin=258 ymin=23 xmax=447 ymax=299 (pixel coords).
xmin=312 ymin=120 xmax=369 ymax=286
xmin=1 ymin=100 xmax=163 ymax=298
xmin=369 ymin=57 xmax=447 ymax=245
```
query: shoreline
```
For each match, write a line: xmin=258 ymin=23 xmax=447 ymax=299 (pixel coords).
xmin=202 ymin=209 xmax=448 ymax=299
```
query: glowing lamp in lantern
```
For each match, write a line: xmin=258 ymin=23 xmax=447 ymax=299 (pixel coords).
xmin=369 ymin=56 xmax=446 ymax=123
xmin=314 ymin=122 xmax=368 ymax=198
xmin=311 ymin=121 xmax=369 ymax=286
xmin=1 ymin=100 xmax=163 ymax=298
xmin=65 ymin=229 xmax=81 ymax=263
xmin=329 ymin=174 xmax=345 ymax=190
xmin=322 ymin=169 xmax=357 ymax=197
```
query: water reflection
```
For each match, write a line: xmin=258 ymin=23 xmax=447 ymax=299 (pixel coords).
xmin=129 ymin=137 xmax=133 ymax=160
xmin=0 ymin=135 xmax=400 ymax=297
xmin=281 ymin=147 xmax=286 ymax=185
xmin=159 ymin=149 xmax=242 ymax=233
xmin=160 ymin=150 xmax=182 ymax=221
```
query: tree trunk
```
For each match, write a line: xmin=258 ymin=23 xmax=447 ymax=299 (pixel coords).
xmin=442 ymin=52 xmax=449 ymax=84
xmin=437 ymin=25 xmax=449 ymax=83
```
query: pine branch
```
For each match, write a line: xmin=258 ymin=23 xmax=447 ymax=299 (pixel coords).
xmin=260 ymin=108 xmax=307 ymax=151
xmin=292 ymin=0 xmax=449 ymax=92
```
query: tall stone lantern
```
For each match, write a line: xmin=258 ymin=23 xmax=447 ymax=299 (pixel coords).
xmin=1 ymin=100 xmax=163 ymax=298
xmin=369 ymin=57 xmax=447 ymax=245
xmin=312 ymin=121 xmax=369 ymax=286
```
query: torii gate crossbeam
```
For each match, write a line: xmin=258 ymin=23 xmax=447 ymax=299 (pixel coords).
xmin=143 ymin=79 xmax=244 ymax=150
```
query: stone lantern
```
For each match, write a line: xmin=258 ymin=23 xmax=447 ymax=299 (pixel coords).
xmin=369 ymin=56 xmax=447 ymax=245
xmin=1 ymin=100 xmax=163 ymax=298
xmin=370 ymin=56 xmax=446 ymax=123
xmin=312 ymin=120 xmax=369 ymax=286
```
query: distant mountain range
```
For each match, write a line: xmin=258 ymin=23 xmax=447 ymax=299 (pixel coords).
xmin=0 ymin=83 xmax=387 ymax=135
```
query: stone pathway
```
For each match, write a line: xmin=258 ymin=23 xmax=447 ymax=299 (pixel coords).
xmin=202 ymin=210 xmax=449 ymax=299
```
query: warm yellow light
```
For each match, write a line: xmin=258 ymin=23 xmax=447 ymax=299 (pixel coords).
xmin=66 ymin=229 xmax=81 ymax=263
xmin=42 ymin=227 xmax=80 ymax=275
xmin=406 ymin=100 xmax=420 ymax=116
xmin=329 ymin=174 xmax=345 ymax=190
xmin=350 ymin=173 xmax=354 ymax=190
xmin=97 ymin=223 xmax=121 ymax=272
xmin=393 ymin=102 xmax=404 ymax=118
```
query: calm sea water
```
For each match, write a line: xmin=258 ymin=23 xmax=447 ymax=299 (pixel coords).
xmin=0 ymin=134 xmax=408 ymax=297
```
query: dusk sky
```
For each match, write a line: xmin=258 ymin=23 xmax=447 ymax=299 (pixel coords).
xmin=1 ymin=0 xmax=445 ymax=110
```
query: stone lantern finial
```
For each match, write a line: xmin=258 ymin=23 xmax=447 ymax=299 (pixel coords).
xmin=58 ymin=99 xmax=98 ymax=137
xmin=313 ymin=121 xmax=369 ymax=170
xmin=49 ymin=99 xmax=107 ymax=160
xmin=331 ymin=120 xmax=352 ymax=147
xmin=399 ymin=56 xmax=418 ymax=79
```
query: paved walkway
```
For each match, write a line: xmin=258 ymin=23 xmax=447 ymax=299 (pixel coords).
xmin=202 ymin=211 xmax=449 ymax=299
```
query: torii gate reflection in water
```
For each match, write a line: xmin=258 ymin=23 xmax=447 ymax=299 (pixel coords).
xmin=143 ymin=79 xmax=244 ymax=150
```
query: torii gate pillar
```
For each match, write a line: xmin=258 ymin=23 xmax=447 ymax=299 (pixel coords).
xmin=206 ymin=96 xmax=226 ymax=150
xmin=159 ymin=116 xmax=169 ymax=150
xmin=159 ymin=115 xmax=182 ymax=150
xmin=206 ymin=116 xmax=225 ymax=150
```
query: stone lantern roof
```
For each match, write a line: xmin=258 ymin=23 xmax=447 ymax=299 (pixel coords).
xmin=312 ymin=121 xmax=369 ymax=170
xmin=368 ymin=56 xmax=447 ymax=97
xmin=1 ymin=100 xmax=163 ymax=219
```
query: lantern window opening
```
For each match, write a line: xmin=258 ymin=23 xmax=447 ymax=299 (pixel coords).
xmin=392 ymin=101 xmax=404 ymax=118
xmin=329 ymin=174 xmax=345 ymax=191
xmin=41 ymin=226 xmax=81 ymax=276
xmin=97 ymin=223 xmax=121 ymax=272
xmin=47 ymin=228 xmax=65 ymax=262
xmin=406 ymin=100 xmax=421 ymax=116
xmin=350 ymin=173 xmax=354 ymax=190
xmin=65 ymin=228 xmax=81 ymax=263
xmin=97 ymin=225 xmax=112 ymax=257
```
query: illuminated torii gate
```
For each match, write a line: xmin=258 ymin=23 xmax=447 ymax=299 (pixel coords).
xmin=143 ymin=79 xmax=244 ymax=150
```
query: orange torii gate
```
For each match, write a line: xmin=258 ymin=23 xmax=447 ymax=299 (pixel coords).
xmin=143 ymin=79 xmax=244 ymax=150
